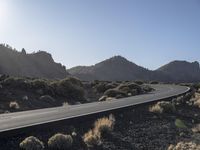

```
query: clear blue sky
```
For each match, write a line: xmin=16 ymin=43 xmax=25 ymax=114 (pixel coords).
xmin=0 ymin=0 xmax=200 ymax=70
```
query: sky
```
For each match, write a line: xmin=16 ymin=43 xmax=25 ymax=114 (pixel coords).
xmin=0 ymin=0 xmax=200 ymax=70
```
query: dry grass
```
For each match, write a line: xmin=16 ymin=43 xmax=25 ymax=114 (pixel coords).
xmin=20 ymin=136 xmax=44 ymax=150
xmin=94 ymin=114 xmax=115 ymax=136
xmin=168 ymin=141 xmax=200 ymax=150
xmin=192 ymin=124 xmax=200 ymax=133
xmin=83 ymin=114 xmax=115 ymax=147
xmin=48 ymin=133 xmax=73 ymax=149
xmin=9 ymin=101 xmax=20 ymax=110
xmin=193 ymin=93 xmax=200 ymax=108
xmin=83 ymin=130 xmax=102 ymax=148
xmin=149 ymin=103 xmax=163 ymax=113
xmin=149 ymin=101 xmax=176 ymax=114
xmin=62 ymin=102 xmax=69 ymax=107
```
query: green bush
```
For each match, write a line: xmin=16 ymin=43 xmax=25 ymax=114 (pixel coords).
xmin=20 ymin=136 xmax=44 ymax=150
xmin=30 ymin=79 xmax=48 ymax=89
xmin=3 ymin=77 xmax=29 ymax=88
xmin=48 ymin=133 xmax=73 ymax=150
xmin=51 ymin=77 xmax=84 ymax=100
xmin=134 ymin=80 xmax=144 ymax=85
xmin=150 ymin=81 xmax=159 ymax=84
xmin=175 ymin=119 xmax=187 ymax=129
xmin=104 ymin=89 xmax=127 ymax=98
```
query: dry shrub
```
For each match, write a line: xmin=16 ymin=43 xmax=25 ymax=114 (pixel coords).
xmin=9 ymin=101 xmax=20 ymax=110
xmin=149 ymin=101 xmax=176 ymax=114
xmin=192 ymin=124 xmax=200 ymax=133
xmin=20 ymin=136 xmax=44 ymax=150
xmin=83 ymin=130 xmax=102 ymax=148
xmin=94 ymin=114 xmax=115 ymax=137
xmin=193 ymin=93 xmax=200 ymax=108
xmin=48 ymin=133 xmax=73 ymax=149
xmin=83 ymin=114 xmax=115 ymax=147
xmin=62 ymin=102 xmax=69 ymax=107
xmin=167 ymin=142 xmax=200 ymax=150
xmin=149 ymin=103 xmax=163 ymax=113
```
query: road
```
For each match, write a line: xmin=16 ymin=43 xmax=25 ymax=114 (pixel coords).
xmin=0 ymin=84 xmax=190 ymax=133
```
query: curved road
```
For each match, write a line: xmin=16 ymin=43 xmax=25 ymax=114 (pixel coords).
xmin=0 ymin=84 xmax=189 ymax=133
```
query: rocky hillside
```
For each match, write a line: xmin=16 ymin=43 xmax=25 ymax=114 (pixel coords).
xmin=68 ymin=56 xmax=200 ymax=82
xmin=0 ymin=44 xmax=69 ymax=79
xmin=69 ymin=56 xmax=153 ymax=81
xmin=157 ymin=61 xmax=200 ymax=83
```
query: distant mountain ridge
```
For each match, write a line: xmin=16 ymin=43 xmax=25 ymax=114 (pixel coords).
xmin=68 ymin=55 xmax=200 ymax=83
xmin=0 ymin=44 xmax=69 ymax=79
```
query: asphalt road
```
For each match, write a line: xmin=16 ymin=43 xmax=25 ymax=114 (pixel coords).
xmin=0 ymin=84 xmax=190 ymax=133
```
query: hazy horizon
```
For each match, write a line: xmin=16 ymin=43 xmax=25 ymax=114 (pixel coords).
xmin=1 ymin=0 xmax=200 ymax=70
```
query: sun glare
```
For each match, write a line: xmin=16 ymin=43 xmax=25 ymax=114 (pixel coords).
xmin=0 ymin=0 xmax=8 ymax=20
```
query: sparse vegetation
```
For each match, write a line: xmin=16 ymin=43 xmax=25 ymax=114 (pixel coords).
xmin=149 ymin=101 xmax=176 ymax=114
xmin=83 ymin=114 xmax=115 ymax=147
xmin=175 ymin=119 xmax=187 ymax=129
xmin=150 ymin=81 xmax=159 ymax=84
xmin=20 ymin=136 xmax=44 ymax=150
xmin=48 ymin=133 xmax=73 ymax=149
xmin=94 ymin=114 xmax=115 ymax=137
xmin=9 ymin=101 xmax=20 ymax=110
xmin=104 ymin=89 xmax=127 ymax=98
xmin=168 ymin=142 xmax=200 ymax=150
xmin=83 ymin=130 xmax=102 ymax=148
xmin=192 ymin=124 xmax=200 ymax=133
xmin=51 ymin=77 xmax=85 ymax=101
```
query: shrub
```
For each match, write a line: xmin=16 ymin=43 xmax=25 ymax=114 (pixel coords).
xmin=175 ymin=119 xmax=187 ymax=129
xmin=83 ymin=130 xmax=102 ymax=148
xmin=149 ymin=103 xmax=163 ymax=113
xmin=94 ymin=82 xmax=117 ymax=93
xmin=93 ymin=115 xmax=115 ymax=137
xmin=192 ymin=124 xmax=200 ymax=133
xmin=134 ymin=80 xmax=144 ymax=85
xmin=48 ymin=133 xmax=73 ymax=149
xmin=9 ymin=101 xmax=20 ymax=110
xmin=150 ymin=81 xmax=159 ymax=84
xmin=142 ymin=85 xmax=154 ymax=93
xmin=149 ymin=101 xmax=176 ymax=114
xmin=51 ymin=77 xmax=84 ymax=100
xmin=104 ymin=89 xmax=126 ymax=98
xmin=193 ymin=93 xmax=200 ymax=108
xmin=83 ymin=114 xmax=115 ymax=148
xmin=3 ymin=77 xmax=29 ymax=88
xmin=62 ymin=102 xmax=69 ymax=107
xmin=20 ymin=136 xmax=44 ymax=150
xmin=30 ymin=79 xmax=48 ymax=89
xmin=168 ymin=142 xmax=200 ymax=150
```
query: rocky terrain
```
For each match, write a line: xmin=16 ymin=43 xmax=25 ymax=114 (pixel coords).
xmin=0 ymin=44 xmax=68 ymax=79
xmin=1 ymin=84 xmax=200 ymax=150
xmin=68 ymin=56 xmax=200 ymax=83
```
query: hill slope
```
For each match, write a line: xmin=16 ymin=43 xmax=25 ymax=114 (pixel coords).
xmin=157 ymin=60 xmax=200 ymax=82
xmin=68 ymin=56 xmax=200 ymax=82
xmin=0 ymin=44 xmax=68 ymax=79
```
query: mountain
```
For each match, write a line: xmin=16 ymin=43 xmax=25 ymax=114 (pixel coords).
xmin=157 ymin=60 xmax=200 ymax=82
xmin=68 ymin=56 xmax=200 ymax=82
xmin=69 ymin=56 xmax=152 ymax=81
xmin=0 ymin=44 xmax=69 ymax=79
